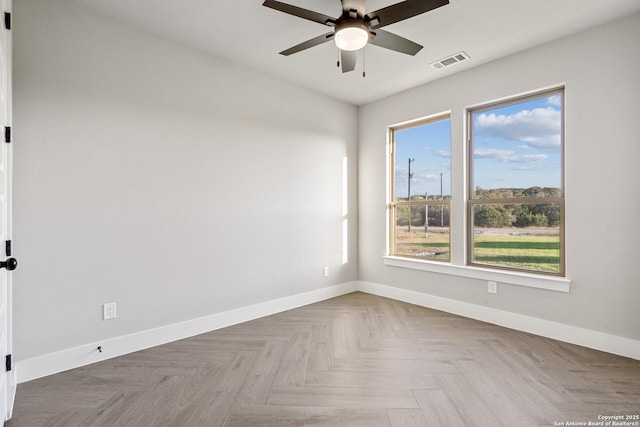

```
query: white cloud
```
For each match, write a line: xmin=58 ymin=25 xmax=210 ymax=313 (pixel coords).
xmin=512 ymin=165 xmax=541 ymax=171
xmin=474 ymin=148 xmax=515 ymax=160
xmin=510 ymin=153 xmax=548 ymax=163
xmin=416 ymin=172 xmax=441 ymax=182
xmin=546 ymin=94 xmax=562 ymax=106
xmin=474 ymin=107 xmax=561 ymax=150
xmin=474 ymin=149 xmax=548 ymax=163
xmin=436 ymin=150 xmax=451 ymax=158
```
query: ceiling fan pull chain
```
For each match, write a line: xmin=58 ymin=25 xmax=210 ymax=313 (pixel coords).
xmin=362 ymin=48 xmax=366 ymax=78
xmin=337 ymin=48 xmax=340 ymax=68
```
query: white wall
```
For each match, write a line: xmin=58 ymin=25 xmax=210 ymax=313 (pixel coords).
xmin=14 ymin=0 xmax=640 ymax=375
xmin=358 ymin=13 xmax=640 ymax=340
xmin=13 ymin=0 xmax=358 ymax=361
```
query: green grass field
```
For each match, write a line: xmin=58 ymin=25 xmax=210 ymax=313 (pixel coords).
xmin=394 ymin=228 xmax=450 ymax=261
xmin=395 ymin=228 xmax=560 ymax=273
xmin=473 ymin=234 xmax=560 ymax=273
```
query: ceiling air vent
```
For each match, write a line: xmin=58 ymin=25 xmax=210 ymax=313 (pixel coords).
xmin=430 ymin=51 xmax=470 ymax=70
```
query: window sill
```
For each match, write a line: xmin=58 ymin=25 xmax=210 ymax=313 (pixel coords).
xmin=383 ymin=256 xmax=570 ymax=292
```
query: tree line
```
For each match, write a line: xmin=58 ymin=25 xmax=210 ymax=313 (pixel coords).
xmin=396 ymin=194 xmax=450 ymax=228
xmin=397 ymin=187 xmax=560 ymax=228
xmin=473 ymin=187 xmax=560 ymax=228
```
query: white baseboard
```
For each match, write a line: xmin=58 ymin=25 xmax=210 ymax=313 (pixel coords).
xmin=17 ymin=279 xmax=639 ymax=383
xmin=357 ymin=281 xmax=640 ymax=361
xmin=16 ymin=282 xmax=358 ymax=383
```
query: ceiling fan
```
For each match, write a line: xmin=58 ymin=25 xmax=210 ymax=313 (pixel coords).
xmin=262 ymin=0 xmax=449 ymax=74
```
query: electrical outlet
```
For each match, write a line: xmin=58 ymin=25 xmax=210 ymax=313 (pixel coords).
xmin=488 ymin=281 xmax=497 ymax=294
xmin=323 ymin=266 xmax=329 ymax=277
xmin=103 ymin=302 xmax=116 ymax=320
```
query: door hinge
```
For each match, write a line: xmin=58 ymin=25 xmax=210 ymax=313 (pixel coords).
xmin=3 ymin=12 xmax=9 ymax=31
xmin=5 ymin=240 xmax=11 ymax=257
xmin=4 ymin=126 xmax=10 ymax=143
xmin=5 ymin=354 xmax=11 ymax=372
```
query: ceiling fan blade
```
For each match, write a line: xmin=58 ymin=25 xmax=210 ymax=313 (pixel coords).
xmin=279 ymin=32 xmax=334 ymax=56
xmin=341 ymin=50 xmax=357 ymax=73
xmin=341 ymin=0 xmax=366 ymax=18
xmin=263 ymin=0 xmax=337 ymax=26
xmin=369 ymin=29 xmax=423 ymax=56
xmin=366 ymin=0 xmax=449 ymax=29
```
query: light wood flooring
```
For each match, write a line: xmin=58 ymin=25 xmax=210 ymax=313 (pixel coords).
xmin=8 ymin=292 xmax=640 ymax=426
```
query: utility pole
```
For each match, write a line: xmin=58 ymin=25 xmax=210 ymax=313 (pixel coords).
xmin=440 ymin=172 xmax=444 ymax=227
xmin=408 ymin=158 xmax=415 ymax=232
xmin=425 ymin=192 xmax=429 ymax=237
xmin=408 ymin=158 xmax=415 ymax=201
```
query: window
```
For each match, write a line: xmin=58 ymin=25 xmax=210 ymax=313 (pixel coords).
xmin=389 ymin=114 xmax=451 ymax=262
xmin=468 ymin=88 xmax=564 ymax=275
xmin=386 ymin=88 xmax=567 ymax=286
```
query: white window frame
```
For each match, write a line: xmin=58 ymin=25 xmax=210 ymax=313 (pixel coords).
xmin=388 ymin=113 xmax=452 ymax=263
xmin=384 ymin=87 xmax=570 ymax=292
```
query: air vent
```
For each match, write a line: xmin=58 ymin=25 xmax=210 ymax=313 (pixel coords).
xmin=430 ymin=51 xmax=470 ymax=70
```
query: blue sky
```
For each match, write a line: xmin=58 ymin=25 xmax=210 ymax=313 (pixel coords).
xmin=472 ymin=94 xmax=562 ymax=191
xmin=394 ymin=93 xmax=562 ymax=199
xmin=395 ymin=118 xmax=451 ymax=199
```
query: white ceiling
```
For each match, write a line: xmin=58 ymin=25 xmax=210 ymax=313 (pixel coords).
xmin=69 ymin=0 xmax=640 ymax=106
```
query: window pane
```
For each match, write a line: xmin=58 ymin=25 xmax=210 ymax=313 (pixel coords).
xmin=469 ymin=89 xmax=564 ymax=275
xmin=471 ymin=203 xmax=561 ymax=273
xmin=471 ymin=93 xmax=562 ymax=199
xmin=394 ymin=204 xmax=450 ymax=261
xmin=394 ymin=118 xmax=451 ymax=202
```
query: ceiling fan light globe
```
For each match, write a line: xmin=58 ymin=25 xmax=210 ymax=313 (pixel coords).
xmin=335 ymin=26 xmax=368 ymax=51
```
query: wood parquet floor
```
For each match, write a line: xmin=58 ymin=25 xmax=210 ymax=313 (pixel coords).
xmin=8 ymin=292 xmax=640 ymax=426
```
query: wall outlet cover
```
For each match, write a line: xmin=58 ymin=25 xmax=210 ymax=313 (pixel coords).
xmin=103 ymin=302 xmax=117 ymax=320
xmin=488 ymin=281 xmax=498 ymax=294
